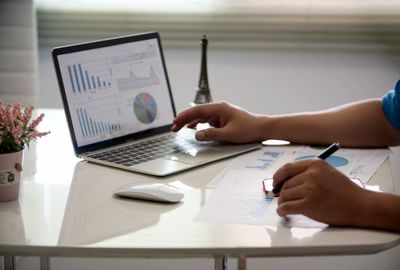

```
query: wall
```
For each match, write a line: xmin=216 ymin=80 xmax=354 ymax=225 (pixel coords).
xmin=40 ymin=46 xmax=399 ymax=113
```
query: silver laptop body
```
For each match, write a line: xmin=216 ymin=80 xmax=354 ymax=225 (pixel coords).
xmin=52 ymin=32 xmax=260 ymax=176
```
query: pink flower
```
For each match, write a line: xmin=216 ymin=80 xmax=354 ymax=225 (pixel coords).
xmin=12 ymin=103 xmax=21 ymax=119
xmin=0 ymin=100 xmax=49 ymax=153
xmin=5 ymin=104 xmax=13 ymax=127
xmin=29 ymin=113 xmax=44 ymax=130
xmin=21 ymin=106 xmax=33 ymax=126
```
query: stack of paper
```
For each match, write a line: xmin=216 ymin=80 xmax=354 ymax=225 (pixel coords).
xmin=197 ymin=145 xmax=391 ymax=227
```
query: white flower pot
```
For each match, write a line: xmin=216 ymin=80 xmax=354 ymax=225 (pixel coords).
xmin=0 ymin=150 xmax=24 ymax=202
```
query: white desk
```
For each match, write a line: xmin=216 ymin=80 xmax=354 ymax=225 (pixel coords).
xmin=1 ymin=109 xmax=399 ymax=270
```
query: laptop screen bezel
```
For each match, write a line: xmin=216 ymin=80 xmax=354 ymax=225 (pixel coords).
xmin=52 ymin=32 xmax=177 ymax=156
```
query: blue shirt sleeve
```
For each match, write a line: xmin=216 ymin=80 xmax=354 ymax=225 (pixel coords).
xmin=382 ymin=80 xmax=400 ymax=130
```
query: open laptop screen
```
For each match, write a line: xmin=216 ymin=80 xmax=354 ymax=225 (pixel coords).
xmin=53 ymin=32 xmax=175 ymax=150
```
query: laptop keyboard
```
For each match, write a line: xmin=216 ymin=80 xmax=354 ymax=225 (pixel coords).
xmin=87 ymin=133 xmax=195 ymax=167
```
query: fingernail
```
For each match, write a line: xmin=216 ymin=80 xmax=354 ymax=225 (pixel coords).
xmin=196 ymin=131 xmax=205 ymax=140
xmin=171 ymin=124 xmax=177 ymax=131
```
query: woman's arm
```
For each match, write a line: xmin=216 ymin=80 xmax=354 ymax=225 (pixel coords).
xmin=357 ymin=191 xmax=400 ymax=232
xmin=263 ymin=99 xmax=400 ymax=147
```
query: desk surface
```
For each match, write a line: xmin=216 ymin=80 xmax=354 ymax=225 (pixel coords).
xmin=0 ymin=109 xmax=399 ymax=258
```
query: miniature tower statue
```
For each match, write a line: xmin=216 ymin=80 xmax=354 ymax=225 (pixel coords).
xmin=193 ymin=35 xmax=213 ymax=105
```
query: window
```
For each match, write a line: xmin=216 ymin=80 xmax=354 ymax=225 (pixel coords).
xmin=35 ymin=0 xmax=400 ymax=52
xmin=35 ymin=0 xmax=400 ymax=14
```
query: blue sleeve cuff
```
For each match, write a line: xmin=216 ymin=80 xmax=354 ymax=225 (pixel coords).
xmin=382 ymin=80 xmax=400 ymax=130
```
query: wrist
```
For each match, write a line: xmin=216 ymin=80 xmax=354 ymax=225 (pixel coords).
xmin=256 ymin=115 xmax=283 ymax=142
xmin=254 ymin=115 xmax=274 ymax=142
xmin=348 ymin=188 xmax=375 ymax=228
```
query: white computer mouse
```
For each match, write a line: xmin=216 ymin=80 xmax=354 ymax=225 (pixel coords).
xmin=113 ymin=182 xmax=184 ymax=203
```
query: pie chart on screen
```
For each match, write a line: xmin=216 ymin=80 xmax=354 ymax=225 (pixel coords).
xmin=133 ymin=92 xmax=157 ymax=124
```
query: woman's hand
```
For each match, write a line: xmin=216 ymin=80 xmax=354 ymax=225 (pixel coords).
xmin=172 ymin=102 xmax=266 ymax=143
xmin=273 ymin=159 xmax=366 ymax=226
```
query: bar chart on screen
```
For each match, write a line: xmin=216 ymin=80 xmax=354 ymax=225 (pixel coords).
xmin=75 ymin=107 xmax=121 ymax=138
xmin=67 ymin=59 xmax=112 ymax=94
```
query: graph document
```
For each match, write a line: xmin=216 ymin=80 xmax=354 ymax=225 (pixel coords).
xmin=57 ymin=38 xmax=174 ymax=147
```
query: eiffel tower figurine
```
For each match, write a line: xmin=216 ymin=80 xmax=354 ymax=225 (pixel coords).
xmin=192 ymin=35 xmax=213 ymax=105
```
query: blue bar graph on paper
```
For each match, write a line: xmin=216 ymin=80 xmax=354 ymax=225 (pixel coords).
xmin=67 ymin=64 xmax=111 ymax=93
xmin=243 ymin=151 xmax=281 ymax=170
xmin=245 ymin=159 xmax=273 ymax=170
xmin=76 ymin=108 xmax=120 ymax=137
xmin=263 ymin=151 xmax=280 ymax=158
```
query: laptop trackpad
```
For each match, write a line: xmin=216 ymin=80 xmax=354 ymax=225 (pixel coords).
xmin=163 ymin=149 xmax=223 ymax=165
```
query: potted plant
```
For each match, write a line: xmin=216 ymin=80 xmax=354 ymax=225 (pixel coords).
xmin=0 ymin=100 xmax=49 ymax=202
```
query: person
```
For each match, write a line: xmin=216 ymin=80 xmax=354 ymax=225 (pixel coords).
xmin=171 ymin=80 xmax=400 ymax=232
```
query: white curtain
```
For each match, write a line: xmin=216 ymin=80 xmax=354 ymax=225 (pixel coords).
xmin=0 ymin=0 xmax=38 ymax=107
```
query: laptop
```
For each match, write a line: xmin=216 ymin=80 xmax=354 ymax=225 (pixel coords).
xmin=52 ymin=32 xmax=260 ymax=176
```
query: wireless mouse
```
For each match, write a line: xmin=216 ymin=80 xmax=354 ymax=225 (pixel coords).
xmin=113 ymin=182 xmax=184 ymax=203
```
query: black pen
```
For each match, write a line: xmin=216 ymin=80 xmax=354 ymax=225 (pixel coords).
xmin=265 ymin=142 xmax=340 ymax=198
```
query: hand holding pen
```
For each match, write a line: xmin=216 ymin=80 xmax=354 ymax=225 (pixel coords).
xmin=264 ymin=142 xmax=340 ymax=198
xmin=266 ymin=142 xmax=371 ymax=226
